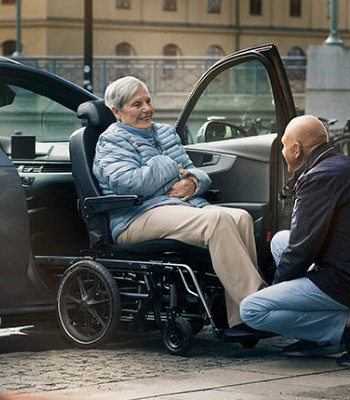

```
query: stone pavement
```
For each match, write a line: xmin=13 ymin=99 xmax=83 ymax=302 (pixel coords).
xmin=24 ymin=356 xmax=350 ymax=400
xmin=1 ymin=323 xmax=350 ymax=400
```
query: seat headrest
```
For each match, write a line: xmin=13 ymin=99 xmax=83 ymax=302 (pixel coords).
xmin=77 ymin=100 xmax=116 ymax=132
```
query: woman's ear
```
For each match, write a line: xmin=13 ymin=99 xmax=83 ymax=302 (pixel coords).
xmin=111 ymin=106 xmax=121 ymax=120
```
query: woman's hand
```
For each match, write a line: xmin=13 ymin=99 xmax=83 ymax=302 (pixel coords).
xmin=167 ymin=178 xmax=197 ymax=201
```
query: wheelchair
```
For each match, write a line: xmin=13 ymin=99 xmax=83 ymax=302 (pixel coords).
xmin=55 ymin=100 xmax=261 ymax=356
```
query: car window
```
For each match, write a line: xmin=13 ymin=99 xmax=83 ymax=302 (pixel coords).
xmin=185 ymin=60 xmax=277 ymax=144
xmin=0 ymin=83 xmax=83 ymax=142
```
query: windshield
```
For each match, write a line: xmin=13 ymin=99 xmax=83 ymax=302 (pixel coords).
xmin=0 ymin=83 xmax=83 ymax=142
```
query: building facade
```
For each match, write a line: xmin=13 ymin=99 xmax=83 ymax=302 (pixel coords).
xmin=1 ymin=0 xmax=349 ymax=58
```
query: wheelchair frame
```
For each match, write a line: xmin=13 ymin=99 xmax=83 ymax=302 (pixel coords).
xmin=36 ymin=248 xmax=228 ymax=356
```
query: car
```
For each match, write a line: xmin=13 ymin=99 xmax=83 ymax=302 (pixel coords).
xmin=0 ymin=44 xmax=296 ymax=349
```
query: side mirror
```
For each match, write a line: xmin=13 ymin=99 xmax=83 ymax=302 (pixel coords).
xmin=203 ymin=121 xmax=245 ymax=142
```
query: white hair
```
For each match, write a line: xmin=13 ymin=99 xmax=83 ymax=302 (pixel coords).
xmin=104 ymin=76 xmax=149 ymax=110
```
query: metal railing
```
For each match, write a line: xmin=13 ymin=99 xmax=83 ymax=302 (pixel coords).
xmin=12 ymin=55 xmax=306 ymax=98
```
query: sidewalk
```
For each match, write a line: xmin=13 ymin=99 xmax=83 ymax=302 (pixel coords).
xmin=1 ymin=325 xmax=349 ymax=400
xmin=42 ymin=355 xmax=350 ymax=400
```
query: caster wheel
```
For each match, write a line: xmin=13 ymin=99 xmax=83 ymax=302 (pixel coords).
xmin=57 ymin=259 xmax=120 ymax=348
xmin=162 ymin=316 xmax=193 ymax=356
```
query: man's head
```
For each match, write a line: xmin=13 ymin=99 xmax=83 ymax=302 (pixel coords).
xmin=282 ymin=115 xmax=329 ymax=173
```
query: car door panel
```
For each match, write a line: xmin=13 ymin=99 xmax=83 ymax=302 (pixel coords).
xmin=187 ymin=134 xmax=276 ymax=201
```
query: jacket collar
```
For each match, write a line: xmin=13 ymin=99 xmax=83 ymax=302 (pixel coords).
xmin=116 ymin=120 xmax=154 ymax=137
xmin=281 ymin=142 xmax=336 ymax=199
xmin=301 ymin=141 xmax=336 ymax=174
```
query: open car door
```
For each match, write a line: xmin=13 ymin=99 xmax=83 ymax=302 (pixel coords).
xmin=175 ymin=44 xmax=297 ymax=281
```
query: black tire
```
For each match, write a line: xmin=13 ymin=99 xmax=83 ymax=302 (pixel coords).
xmin=57 ymin=259 xmax=121 ymax=348
xmin=162 ymin=316 xmax=193 ymax=356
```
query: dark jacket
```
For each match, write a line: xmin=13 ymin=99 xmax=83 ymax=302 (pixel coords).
xmin=274 ymin=142 xmax=350 ymax=307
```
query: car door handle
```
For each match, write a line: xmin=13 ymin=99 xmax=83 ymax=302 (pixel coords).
xmin=202 ymin=154 xmax=220 ymax=166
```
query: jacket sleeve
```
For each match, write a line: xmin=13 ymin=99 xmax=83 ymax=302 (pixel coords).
xmin=94 ymin=133 xmax=179 ymax=198
xmin=273 ymin=173 xmax=338 ymax=284
xmin=183 ymin=165 xmax=212 ymax=196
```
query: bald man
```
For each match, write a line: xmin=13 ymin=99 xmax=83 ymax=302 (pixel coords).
xmin=240 ymin=115 xmax=350 ymax=367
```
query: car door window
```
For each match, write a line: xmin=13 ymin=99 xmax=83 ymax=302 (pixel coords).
xmin=185 ymin=60 xmax=277 ymax=144
xmin=0 ymin=83 xmax=83 ymax=142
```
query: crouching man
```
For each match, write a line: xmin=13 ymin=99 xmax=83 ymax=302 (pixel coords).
xmin=240 ymin=115 xmax=350 ymax=366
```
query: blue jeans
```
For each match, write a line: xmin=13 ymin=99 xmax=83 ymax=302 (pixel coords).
xmin=270 ymin=229 xmax=290 ymax=267
xmin=240 ymin=230 xmax=349 ymax=345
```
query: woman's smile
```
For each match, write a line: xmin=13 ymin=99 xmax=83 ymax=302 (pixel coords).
xmin=115 ymin=88 xmax=154 ymax=129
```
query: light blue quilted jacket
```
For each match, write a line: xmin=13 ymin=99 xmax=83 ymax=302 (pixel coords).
xmin=93 ymin=120 xmax=211 ymax=241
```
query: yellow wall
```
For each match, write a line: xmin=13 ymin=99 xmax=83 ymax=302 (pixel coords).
xmin=1 ymin=0 xmax=350 ymax=57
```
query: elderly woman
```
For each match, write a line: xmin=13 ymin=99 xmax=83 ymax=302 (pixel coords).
xmin=93 ymin=76 xmax=266 ymax=334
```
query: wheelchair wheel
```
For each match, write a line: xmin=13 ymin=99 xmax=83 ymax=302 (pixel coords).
xmin=162 ymin=316 xmax=193 ymax=356
xmin=57 ymin=259 xmax=120 ymax=348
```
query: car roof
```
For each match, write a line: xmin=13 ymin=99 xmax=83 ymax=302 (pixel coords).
xmin=0 ymin=57 xmax=99 ymax=110
xmin=0 ymin=56 xmax=22 ymax=65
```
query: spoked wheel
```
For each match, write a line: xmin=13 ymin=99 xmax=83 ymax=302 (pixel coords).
xmin=162 ymin=316 xmax=193 ymax=356
xmin=57 ymin=259 xmax=120 ymax=348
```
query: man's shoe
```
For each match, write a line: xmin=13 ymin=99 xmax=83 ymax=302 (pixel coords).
xmin=336 ymin=352 xmax=350 ymax=367
xmin=337 ymin=327 xmax=350 ymax=366
xmin=223 ymin=323 xmax=258 ymax=339
xmin=223 ymin=323 xmax=275 ymax=341
xmin=283 ymin=340 xmax=345 ymax=357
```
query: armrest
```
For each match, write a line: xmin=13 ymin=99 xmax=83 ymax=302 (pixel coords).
xmin=204 ymin=189 xmax=221 ymax=203
xmin=82 ymin=194 xmax=142 ymax=220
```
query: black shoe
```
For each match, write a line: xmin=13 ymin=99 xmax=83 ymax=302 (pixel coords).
xmin=341 ymin=326 xmax=350 ymax=348
xmin=224 ymin=323 xmax=258 ymax=338
xmin=337 ymin=327 xmax=350 ymax=366
xmin=337 ymin=351 xmax=350 ymax=367
xmin=283 ymin=340 xmax=344 ymax=357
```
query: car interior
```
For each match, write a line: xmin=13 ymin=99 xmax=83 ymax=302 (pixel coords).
xmin=0 ymin=44 xmax=297 ymax=353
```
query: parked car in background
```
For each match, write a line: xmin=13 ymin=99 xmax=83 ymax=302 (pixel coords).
xmin=0 ymin=44 xmax=296 ymax=349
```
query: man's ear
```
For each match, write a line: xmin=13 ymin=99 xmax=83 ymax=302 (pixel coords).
xmin=294 ymin=141 xmax=303 ymax=159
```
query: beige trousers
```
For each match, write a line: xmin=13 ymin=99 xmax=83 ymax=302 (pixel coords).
xmin=117 ymin=204 xmax=267 ymax=327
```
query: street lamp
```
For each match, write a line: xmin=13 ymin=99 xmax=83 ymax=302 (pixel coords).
xmin=83 ymin=0 xmax=93 ymax=92
xmin=13 ymin=0 xmax=23 ymax=56
xmin=324 ymin=0 xmax=343 ymax=46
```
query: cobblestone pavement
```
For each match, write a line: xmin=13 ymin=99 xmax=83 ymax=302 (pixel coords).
xmin=0 ymin=320 xmax=293 ymax=394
